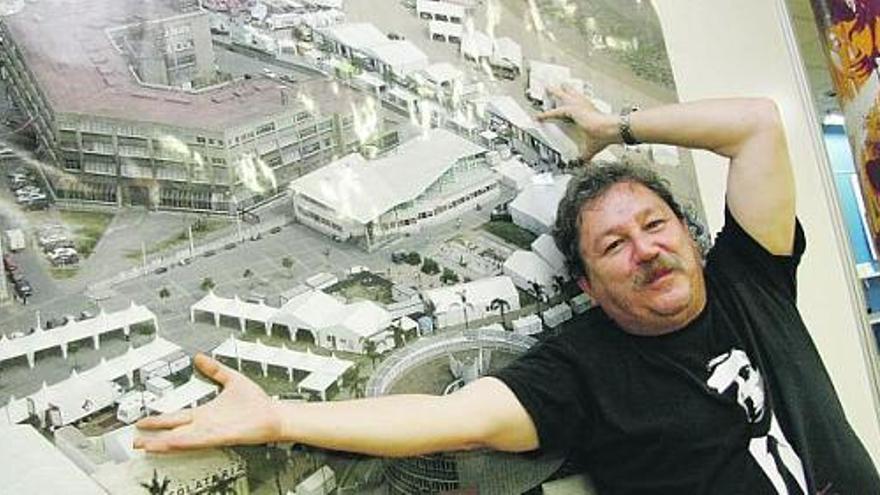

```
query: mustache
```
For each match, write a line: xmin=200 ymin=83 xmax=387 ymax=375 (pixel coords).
xmin=633 ymin=253 xmax=684 ymax=287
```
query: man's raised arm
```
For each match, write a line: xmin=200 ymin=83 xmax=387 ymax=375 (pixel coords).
xmin=541 ymin=89 xmax=796 ymax=255
xmin=134 ymin=353 xmax=539 ymax=456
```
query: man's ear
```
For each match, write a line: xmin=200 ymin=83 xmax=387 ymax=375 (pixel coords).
xmin=576 ymin=275 xmax=593 ymax=297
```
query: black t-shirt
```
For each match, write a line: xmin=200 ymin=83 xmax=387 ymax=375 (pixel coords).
xmin=491 ymin=209 xmax=880 ymax=494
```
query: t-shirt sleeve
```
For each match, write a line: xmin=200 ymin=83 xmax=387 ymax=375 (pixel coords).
xmin=708 ymin=206 xmax=806 ymax=299
xmin=488 ymin=333 xmax=589 ymax=456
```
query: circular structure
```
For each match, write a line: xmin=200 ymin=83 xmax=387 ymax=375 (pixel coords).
xmin=366 ymin=329 xmax=564 ymax=495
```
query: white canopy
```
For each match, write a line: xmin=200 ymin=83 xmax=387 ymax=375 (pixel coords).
xmin=191 ymin=291 xmax=276 ymax=325
xmin=212 ymin=335 xmax=353 ymax=377
xmin=503 ymin=250 xmax=558 ymax=295
xmin=0 ymin=302 xmax=157 ymax=367
xmin=0 ymin=338 xmax=181 ymax=425
xmin=147 ymin=378 xmax=218 ymax=415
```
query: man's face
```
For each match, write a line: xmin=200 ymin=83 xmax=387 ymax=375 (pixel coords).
xmin=577 ymin=182 xmax=706 ymax=334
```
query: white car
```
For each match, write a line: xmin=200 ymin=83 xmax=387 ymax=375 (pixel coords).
xmin=48 ymin=247 xmax=78 ymax=259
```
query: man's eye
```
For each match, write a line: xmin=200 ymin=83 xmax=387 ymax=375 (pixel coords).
xmin=646 ymin=219 xmax=665 ymax=230
xmin=604 ymin=239 xmax=623 ymax=254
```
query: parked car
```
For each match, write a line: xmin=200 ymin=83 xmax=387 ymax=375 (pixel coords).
xmin=9 ymin=331 xmax=25 ymax=339
xmin=77 ymin=310 xmax=95 ymax=321
xmin=14 ymin=279 xmax=33 ymax=298
xmin=3 ymin=253 xmax=17 ymax=271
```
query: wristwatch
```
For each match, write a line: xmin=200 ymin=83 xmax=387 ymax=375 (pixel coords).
xmin=619 ymin=106 xmax=641 ymax=146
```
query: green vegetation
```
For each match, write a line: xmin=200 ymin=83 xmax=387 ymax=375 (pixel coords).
xmin=58 ymin=210 xmax=115 ymax=258
xmin=420 ymin=257 xmax=440 ymax=275
xmin=440 ymin=267 xmax=459 ymax=285
xmin=326 ymin=271 xmax=394 ymax=304
xmin=49 ymin=267 xmax=79 ymax=279
xmin=405 ymin=251 xmax=422 ymax=265
xmin=200 ymin=277 xmax=216 ymax=292
xmin=481 ymin=221 xmax=537 ymax=250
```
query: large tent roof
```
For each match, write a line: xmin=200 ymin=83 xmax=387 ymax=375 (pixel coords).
xmin=290 ymin=128 xmax=487 ymax=224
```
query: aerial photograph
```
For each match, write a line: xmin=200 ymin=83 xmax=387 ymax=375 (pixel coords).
xmin=0 ymin=0 xmax=703 ymax=493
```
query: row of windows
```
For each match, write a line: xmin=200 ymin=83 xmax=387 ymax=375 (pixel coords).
xmin=301 ymin=209 xmax=342 ymax=232
xmin=381 ymin=183 xmax=496 ymax=230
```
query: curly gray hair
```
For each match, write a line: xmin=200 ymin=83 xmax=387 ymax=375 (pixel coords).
xmin=553 ymin=163 xmax=710 ymax=279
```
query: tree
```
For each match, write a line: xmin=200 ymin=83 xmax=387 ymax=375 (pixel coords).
xmin=406 ymin=251 xmax=421 ymax=266
xmin=420 ymin=257 xmax=439 ymax=275
xmin=281 ymin=256 xmax=294 ymax=278
xmin=489 ymin=297 xmax=511 ymax=330
xmin=158 ymin=287 xmax=171 ymax=308
xmin=200 ymin=277 xmax=216 ymax=292
xmin=363 ymin=339 xmax=380 ymax=369
xmin=140 ymin=469 xmax=171 ymax=495
xmin=243 ymin=268 xmax=254 ymax=289
xmin=530 ymin=280 xmax=546 ymax=330
xmin=440 ymin=267 xmax=459 ymax=284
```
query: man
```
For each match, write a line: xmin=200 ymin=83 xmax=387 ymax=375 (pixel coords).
xmin=135 ymin=89 xmax=880 ymax=493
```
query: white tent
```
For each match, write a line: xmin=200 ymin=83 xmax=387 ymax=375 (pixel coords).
xmin=190 ymin=291 xmax=276 ymax=333
xmin=0 ymin=302 xmax=158 ymax=368
xmin=425 ymin=276 xmax=520 ymax=328
xmin=502 ymin=250 xmax=558 ymax=296
xmin=509 ymin=174 xmax=572 ymax=235
xmin=494 ymin=155 xmax=535 ymax=191
xmin=0 ymin=338 xmax=181 ymax=425
xmin=147 ymin=378 xmax=219 ymax=415
xmin=531 ymin=234 xmax=568 ymax=278
xmin=212 ymin=336 xmax=353 ymax=400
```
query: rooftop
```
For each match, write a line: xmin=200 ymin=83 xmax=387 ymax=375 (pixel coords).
xmin=3 ymin=0 xmax=362 ymax=130
xmin=290 ymin=128 xmax=488 ymax=224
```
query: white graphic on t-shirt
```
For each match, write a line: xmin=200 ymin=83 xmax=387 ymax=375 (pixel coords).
xmin=707 ymin=349 xmax=807 ymax=495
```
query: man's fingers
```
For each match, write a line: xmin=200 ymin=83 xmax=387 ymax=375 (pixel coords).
xmin=135 ymin=426 xmax=233 ymax=453
xmin=536 ymin=107 xmax=570 ymax=121
xmin=136 ymin=409 xmax=193 ymax=430
xmin=194 ymin=353 xmax=233 ymax=385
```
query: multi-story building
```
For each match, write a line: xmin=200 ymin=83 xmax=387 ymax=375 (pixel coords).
xmin=0 ymin=0 xmax=373 ymax=211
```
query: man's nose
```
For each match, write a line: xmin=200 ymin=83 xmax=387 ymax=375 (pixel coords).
xmin=631 ymin=234 xmax=661 ymax=262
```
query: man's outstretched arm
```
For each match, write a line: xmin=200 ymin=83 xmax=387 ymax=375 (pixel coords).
xmin=134 ymin=353 xmax=539 ymax=456
xmin=541 ymin=89 xmax=795 ymax=255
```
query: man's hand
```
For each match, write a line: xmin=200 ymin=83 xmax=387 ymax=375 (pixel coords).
xmin=133 ymin=353 xmax=281 ymax=452
xmin=536 ymin=85 xmax=620 ymax=160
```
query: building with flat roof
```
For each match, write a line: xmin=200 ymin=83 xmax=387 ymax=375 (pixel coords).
xmin=0 ymin=424 xmax=106 ymax=495
xmin=0 ymin=0 xmax=368 ymax=211
xmin=290 ymin=128 xmax=497 ymax=249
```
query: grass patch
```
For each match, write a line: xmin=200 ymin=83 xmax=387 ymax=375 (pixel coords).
xmin=481 ymin=221 xmax=537 ymax=250
xmin=58 ymin=210 xmax=115 ymax=258
xmin=326 ymin=272 xmax=394 ymax=304
xmin=125 ymin=217 xmax=229 ymax=259
xmin=50 ymin=267 xmax=79 ymax=279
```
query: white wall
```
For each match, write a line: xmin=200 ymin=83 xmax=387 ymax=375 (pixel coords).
xmin=653 ymin=0 xmax=880 ymax=464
